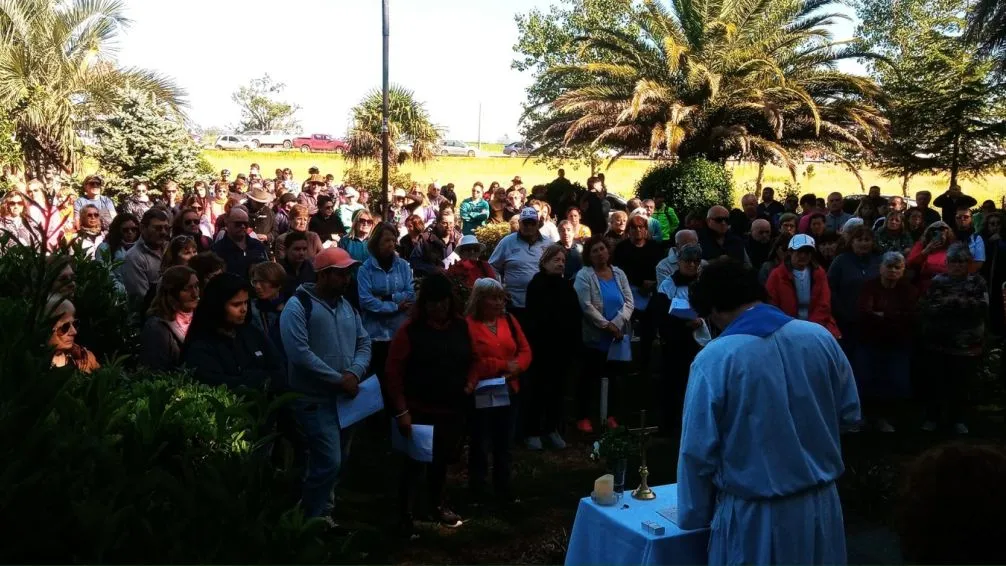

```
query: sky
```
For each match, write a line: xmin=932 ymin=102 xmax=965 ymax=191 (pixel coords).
xmin=115 ymin=0 xmax=859 ymax=142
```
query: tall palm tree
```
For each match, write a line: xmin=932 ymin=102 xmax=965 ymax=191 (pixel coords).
xmin=525 ymin=0 xmax=886 ymax=175
xmin=0 ymin=0 xmax=185 ymax=175
xmin=345 ymin=85 xmax=439 ymax=164
xmin=967 ymin=0 xmax=1006 ymax=75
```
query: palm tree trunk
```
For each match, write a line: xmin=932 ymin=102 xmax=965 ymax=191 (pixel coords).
xmin=949 ymin=133 xmax=961 ymax=189
xmin=755 ymin=159 xmax=765 ymax=192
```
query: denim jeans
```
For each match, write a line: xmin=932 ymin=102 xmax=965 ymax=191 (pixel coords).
xmin=294 ymin=397 xmax=353 ymax=518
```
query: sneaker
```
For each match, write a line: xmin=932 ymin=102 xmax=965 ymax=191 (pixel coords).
xmin=921 ymin=420 xmax=938 ymax=432
xmin=525 ymin=436 xmax=543 ymax=450
xmin=546 ymin=431 xmax=567 ymax=449
xmin=875 ymin=419 xmax=895 ymax=433
xmin=437 ymin=506 xmax=463 ymax=528
xmin=954 ymin=422 xmax=969 ymax=435
xmin=576 ymin=419 xmax=594 ymax=433
xmin=606 ymin=416 xmax=619 ymax=429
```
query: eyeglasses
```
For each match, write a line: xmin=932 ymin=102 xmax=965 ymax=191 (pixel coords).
xmin=85 ymin=212 xmax=100 ymax=218
xmin=54 ymin=318 xmax=79 ymax=335
xmin=710 ymin=217 xmax=730 ymax=223
xmin=191 ymin=205 xmax=203 ymax=211
xmin=184 ymin=219 xmax=200 ymax=226
xmin=358 ymin=219 xmax=373 ymax=226
xmin=9 ymin=200 xmax=23 ymax=206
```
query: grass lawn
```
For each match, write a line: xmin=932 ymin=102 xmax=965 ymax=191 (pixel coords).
xmin=203 ymin=149 xmax=1006 ymax=206
xmin=326 ymin=347 xmax=1005 ymax=565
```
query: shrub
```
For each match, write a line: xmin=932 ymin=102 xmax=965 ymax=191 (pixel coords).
xmin=474 ymin=222 xmax=512 ymax=258
xmin=635 ymin=158 xmax=734 ymax=217
xmin=342 ymin=163 xmax=413 ymax=206
xmin=0 ymin=244 xmax=329 ymax=563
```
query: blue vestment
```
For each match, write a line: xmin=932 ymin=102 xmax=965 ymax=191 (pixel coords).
xmin=677 ymin=303 xmax=861 ymax=565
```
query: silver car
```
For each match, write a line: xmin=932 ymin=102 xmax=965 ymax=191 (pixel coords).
xmin=214 ymin=135 xmax=253 ymax=150
xmin=437 ymin=140 xmax=479 ymax=157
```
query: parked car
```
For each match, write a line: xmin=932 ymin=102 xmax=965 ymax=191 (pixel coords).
xmin=214 ymin=135 xmax=253 ymax=150
xmin=243 ymin=130 xmax=294 ymax=149
xmin=503 ymin=141 xmax=535 ymax=157
xmin=293 ymin=134 xmax=350 ymax=154
xmin=437 ymin=140 xmax=479 ymax=157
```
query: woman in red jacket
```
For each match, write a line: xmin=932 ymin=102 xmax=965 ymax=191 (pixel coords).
xmin=465 ymin=277 xmax=532 ymax=504
xmin=765 ymin=234 xmax=840 ymax=338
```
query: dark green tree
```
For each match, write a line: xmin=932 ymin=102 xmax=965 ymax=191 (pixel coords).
xmin=231 ymin=74 xmax=301 ymax=133
xmin=92 ymin=89 xmax=209 ymax=190
xmin=858 ymin=0 xmax=1006 ymax=192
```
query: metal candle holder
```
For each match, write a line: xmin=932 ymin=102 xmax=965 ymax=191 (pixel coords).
xmin=630 ymin=409 xmax=659 ymax=500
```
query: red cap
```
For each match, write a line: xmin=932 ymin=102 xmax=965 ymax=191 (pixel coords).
xmin=313 ymin=247 xmax=358 ymax=271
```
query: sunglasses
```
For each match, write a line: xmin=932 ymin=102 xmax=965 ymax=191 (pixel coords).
xmin=184 ymin=219 xmax=200 ymax=226
xmin=55 ymin=318 xmax=79 ymax=335
xmin=358 ymin=219 xmax=373 ymax=226
xmin=85 ymin=212 xmax=100 ymax=218
xmin=9 ymin=200 xmax=23 ymax=206
xmin=191 ymin=205 xmax=203 ymax=211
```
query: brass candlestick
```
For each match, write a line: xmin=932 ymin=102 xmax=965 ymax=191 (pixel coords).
xmin=630 ymin=410 xmax=659 ymax=500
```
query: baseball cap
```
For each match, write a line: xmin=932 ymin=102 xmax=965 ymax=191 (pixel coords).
xmin=788 ymin=234 xmax=816 ymax=250
xmin=83 ymin=175 xmax=103 ymax=186
xmin=393 ymin=188 xmax=407 ymax=198
xmin=678 ymin=243 xmax=703 ymax=262
xmin=519 ymin=207 xmax=539 ymax=222
xmin=344 ymin=187 xmax=359 ymax=198
xmin=313 ymin=248 xmax=359 ymax=271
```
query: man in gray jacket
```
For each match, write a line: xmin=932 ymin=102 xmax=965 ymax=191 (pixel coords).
xmin=280 ymin=247 xmax=372 ymax=525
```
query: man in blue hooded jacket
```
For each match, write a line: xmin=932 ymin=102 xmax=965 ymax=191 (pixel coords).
xmin=280 ymin=247 xmax=372 ymax=524
xmin=677 ymin=258 xmax=861 ymax=564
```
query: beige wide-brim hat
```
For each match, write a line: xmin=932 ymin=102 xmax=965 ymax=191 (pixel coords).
xmin=247 ymin=187 xmax=275 ymax=204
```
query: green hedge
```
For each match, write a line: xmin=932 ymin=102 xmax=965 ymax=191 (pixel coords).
xmin=635 ymin=158 xmax=734 ymax=217
xmin=0 ymin=237 xmax=329 ymax=563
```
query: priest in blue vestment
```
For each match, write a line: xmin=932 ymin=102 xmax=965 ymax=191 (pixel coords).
xmin=677 ymin=258 xmax=861 ymax=565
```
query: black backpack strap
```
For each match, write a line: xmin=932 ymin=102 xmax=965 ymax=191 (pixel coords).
xmin=295 ymin=289 xmax=313 ymax=325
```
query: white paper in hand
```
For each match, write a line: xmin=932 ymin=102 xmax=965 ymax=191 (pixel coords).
xmin=607 ymin=336 xmax=632 ymax=362
xmin=475 ymin=378 xmax=510 ymax=408
xmin=390 ymin=420 xmax=434 ymax=462
xmin=443 ymin=251 xmax=460 ymax=268
xmin=669 ymin=297 xmax=697 ymax=320
xmin=336 ymin=375 xmax=384 ymax=429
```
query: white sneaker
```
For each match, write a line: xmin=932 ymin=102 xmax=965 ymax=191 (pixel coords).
xmin=921 ymin=420 xmax=938 ymax=432
xmin=875 ymin=419 xmax=895 ymax=433
xmin=954 ymin=422 xmax=969 ymax=435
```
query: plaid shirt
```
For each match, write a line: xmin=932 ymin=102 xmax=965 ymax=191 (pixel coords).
xmin=921 ymin=273 xmax=988 ymax=355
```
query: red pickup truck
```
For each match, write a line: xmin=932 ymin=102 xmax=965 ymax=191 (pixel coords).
xmin=293 ymin=134 xmax=350 ymax=154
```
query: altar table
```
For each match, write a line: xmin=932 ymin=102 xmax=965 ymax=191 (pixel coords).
xmin=564 ymin=483 xmax=710 ymax=566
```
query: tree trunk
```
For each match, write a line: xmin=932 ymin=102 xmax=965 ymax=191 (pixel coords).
xmin=949 ymin=133 xmax=961 ymax=189
xmin=755 ymin=159 xmax=765 ymax=192
xmin=901 ymin=173 xmax=912 ymax=197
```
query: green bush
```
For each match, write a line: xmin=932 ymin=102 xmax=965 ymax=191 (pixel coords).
xmin=0 ymin=243 xmax=329 ymax=563
xmin=342 ymin=162 xmax=413 ymax=206
xmin=635 ymin=158 xmax=734 ymax=217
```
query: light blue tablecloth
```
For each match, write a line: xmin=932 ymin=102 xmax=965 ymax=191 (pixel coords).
xmin=565 ymin=483 xmax=710 ymax=566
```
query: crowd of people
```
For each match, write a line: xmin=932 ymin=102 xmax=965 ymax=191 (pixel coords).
xmin=3 ymin=160 xmax=1004 ymax=559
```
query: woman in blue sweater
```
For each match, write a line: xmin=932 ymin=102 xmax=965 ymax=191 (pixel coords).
xmin=357 ymin=222 xmax=416 ymax=379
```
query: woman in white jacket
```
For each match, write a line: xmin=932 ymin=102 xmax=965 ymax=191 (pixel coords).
xmin=573 ymin=235 xmax=634 ymax=433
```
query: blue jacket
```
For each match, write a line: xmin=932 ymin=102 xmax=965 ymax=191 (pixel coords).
xmin=357 ymin=256 xmax=416 ymax=341
xmin=279 ymin=283 xmax=372 ymax=399
xmin=338 ymin=235 xmax=370 ymax=264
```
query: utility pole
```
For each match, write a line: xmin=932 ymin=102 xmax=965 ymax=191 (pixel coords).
xmin=477 ymin=102 xmax=482 ymax=150
xmin=381 ymin=0 xmax=391 ymax=220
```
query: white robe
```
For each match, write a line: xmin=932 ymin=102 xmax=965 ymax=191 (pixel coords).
xmin=677 ymin=303 xmax=861 ymax=565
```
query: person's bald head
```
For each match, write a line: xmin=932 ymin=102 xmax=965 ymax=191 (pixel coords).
xmin=226 ymin=208 xmax=250 ymax=242
xmin=751 ymin=219 xmax=772 ymax=243
xmin=707 ymin=205 xmax=730 ymax=235
xmin=675 ymin=229 xmax=698 ymax=248
xmin=741 ymin=194 xmax=758 ymax=217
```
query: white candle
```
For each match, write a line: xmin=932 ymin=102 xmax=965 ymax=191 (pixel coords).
xmin=595 ymin=474 xmax=614 ymax=499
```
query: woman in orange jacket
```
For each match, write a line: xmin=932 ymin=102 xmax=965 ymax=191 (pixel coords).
xmin=465 ymin=277 xmax=532 ymax=504
xmin=765 ymin=234 xmax=841 ymax=339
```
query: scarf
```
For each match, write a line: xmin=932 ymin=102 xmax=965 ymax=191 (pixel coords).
xmin=174 ymin=311 xmax=194 ymax=339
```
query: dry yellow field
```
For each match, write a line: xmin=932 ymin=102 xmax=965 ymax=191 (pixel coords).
xmin=203 ymin=149 xmax=1006 ymax=206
